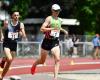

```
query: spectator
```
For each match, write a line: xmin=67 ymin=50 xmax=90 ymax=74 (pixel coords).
xmin=92 ymin=33 xmax=100 ymax=59
xmin=65 ymin=36 xmax=73 ymax=57
xmin=72 ymin=34 xmax=79 ymax=57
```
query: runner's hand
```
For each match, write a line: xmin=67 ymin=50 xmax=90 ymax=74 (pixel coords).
xmin=22 ymin=37 xmax=28 ymax=41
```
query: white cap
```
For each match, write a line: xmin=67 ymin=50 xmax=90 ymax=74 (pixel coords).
xmin=52 ymin=4 xmax=61 ymax=10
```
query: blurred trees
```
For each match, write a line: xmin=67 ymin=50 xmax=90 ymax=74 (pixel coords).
xmin=8 ymin=0 xmax=53 ymax=19
xmin=9 ymin=0 xmax=32 ymax=19
xmin=75 ymin=0 xmax=100 ymax=34
xmin=8 ymin=0 xmax=75 ymax=18
xmin=8 ymin=0 xmax=100 ymax=34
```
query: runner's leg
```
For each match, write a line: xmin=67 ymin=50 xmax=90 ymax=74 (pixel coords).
xmin=0 ymin=48 xmax=14 ymax=79
xmin=31 ymin=48 xmax=48 ymax=74
xmin=51 ymin=46 xmax=60 ymax=79
xmin=0 ymin=57 xmax=7 ymax=68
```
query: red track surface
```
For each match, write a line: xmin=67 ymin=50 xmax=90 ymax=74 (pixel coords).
xmin=0 ymin=57 xmax=100 ymax=76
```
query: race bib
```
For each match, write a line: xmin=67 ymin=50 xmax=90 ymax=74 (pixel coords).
xmin=50 ymin=30 xmax=60 ymax=37
xmin=8 ymin=32 xmax=18 ymax=39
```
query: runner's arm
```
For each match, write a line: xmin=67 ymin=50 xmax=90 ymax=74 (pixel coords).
xmin=20 ymin=23 xmax=27 ymax=40
xmin=40 ymin=16 xmax=54 ymax=32
xmin=60 ymin=28 xmax=68 ymax=35
xmin=0 ymin=28 xmax=4 ymax=41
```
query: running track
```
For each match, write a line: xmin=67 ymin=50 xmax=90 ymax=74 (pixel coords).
xmin=0 ymin=57 xmax=100 ymax=77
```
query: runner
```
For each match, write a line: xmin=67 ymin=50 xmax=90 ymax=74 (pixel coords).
xmin=31 ymin=4 xmax=68 ymax=80
xmin=0 ymin=11 xmax=27 ymax=80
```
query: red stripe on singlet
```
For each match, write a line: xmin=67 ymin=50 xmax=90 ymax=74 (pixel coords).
xmin=45 ymin=31 xmax=51 ymax=39
xmin=44 ymin=26 xmax=51 ymax=39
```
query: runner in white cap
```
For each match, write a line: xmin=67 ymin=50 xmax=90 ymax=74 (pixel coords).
xmin=31 ymin=4 xmax=68 ymax=80
xmin=52 ymin=4 xmax=61 ymax=10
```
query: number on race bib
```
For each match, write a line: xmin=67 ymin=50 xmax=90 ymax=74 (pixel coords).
xmin=50 ymin=30 xmax=60 ymax=37
xmin=8 ymin=32 xmax=18 ymax=39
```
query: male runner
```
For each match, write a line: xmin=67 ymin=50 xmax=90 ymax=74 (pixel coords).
xmin=0 ymin=11 xmax=27 ymax=80
xmin=31 ymin=4 xmax=68 ymax=80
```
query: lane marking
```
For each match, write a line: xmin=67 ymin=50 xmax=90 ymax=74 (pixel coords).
xmin=10 ymin=61 xmax=100 ymax=69
xmin=70 ymin=60 xmax=100 ymax=65
xmin=11 ymin=64 xmax=51 ymax=69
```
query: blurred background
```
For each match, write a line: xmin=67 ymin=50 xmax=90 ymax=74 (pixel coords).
xmin=0 ymin=0 xmax=100 ymax=58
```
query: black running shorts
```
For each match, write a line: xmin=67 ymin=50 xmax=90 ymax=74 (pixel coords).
xmin=41 ymin=38 xmax=59 ymax=51
xmin=3 ymin=40 xmax=17 ymax=51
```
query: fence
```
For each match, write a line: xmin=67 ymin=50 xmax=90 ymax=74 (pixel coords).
xmin=0 ymin=41 xmax=94 ymax=58
xmin=17 ymin=41 xmax=41 ymax=58
xmin=61 ymin=41 xmax=93 ymax=57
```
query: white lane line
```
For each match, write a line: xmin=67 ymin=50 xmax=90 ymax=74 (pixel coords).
xmin=11 ymin=64 xmax=50 ymax=69
xmin=74 ymin=62 xmax=100 ymax=65
xmin=10 ymin=61 xmax=100 ymax=69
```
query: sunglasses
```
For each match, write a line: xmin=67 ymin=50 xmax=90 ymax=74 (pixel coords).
xmin=14 ymin=14 xmax=19 ymax=16
xmin=53 ymin=10 xmax=61 ymax=12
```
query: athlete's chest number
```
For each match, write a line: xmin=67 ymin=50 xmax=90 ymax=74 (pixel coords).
xmin=8 ymin=32 xmax=18 ymax=39
xmin=50 ymin=30 xmax=60 ymax=37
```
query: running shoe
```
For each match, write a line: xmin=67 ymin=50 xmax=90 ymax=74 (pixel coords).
xmin=31 ymin=65 xmax=36 ymax=75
